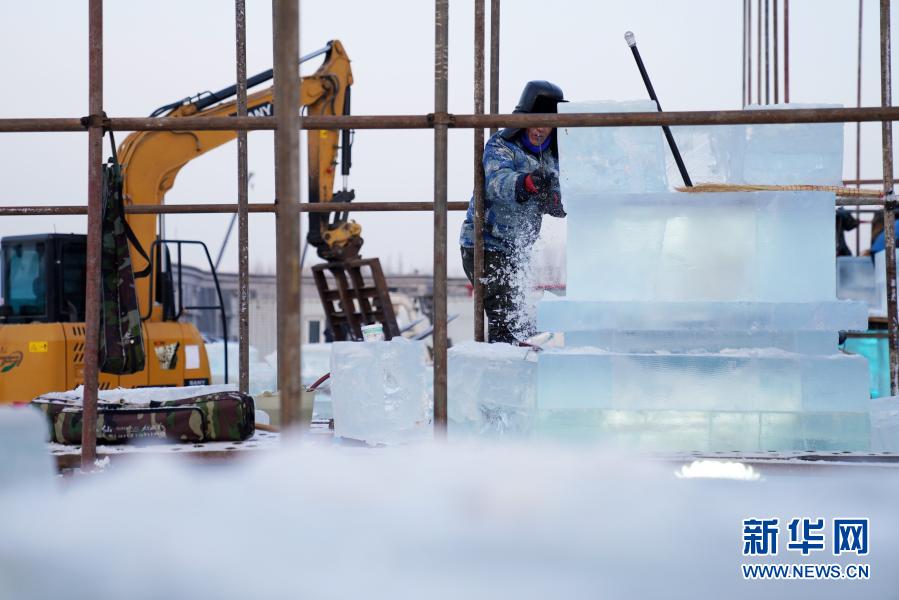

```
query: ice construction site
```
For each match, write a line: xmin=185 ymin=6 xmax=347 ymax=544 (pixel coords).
xmin=5 ymin=1 xmax=899 ymax=599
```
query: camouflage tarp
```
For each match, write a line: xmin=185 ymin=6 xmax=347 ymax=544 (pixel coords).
xmin=32 ymin=390 xmax=255 ymax=445
xmin=99 ymin=151 xmax=148 ymax=375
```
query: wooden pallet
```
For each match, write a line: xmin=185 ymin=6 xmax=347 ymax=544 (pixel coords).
xmin=311 ymin=258 xmax=400 ymax=341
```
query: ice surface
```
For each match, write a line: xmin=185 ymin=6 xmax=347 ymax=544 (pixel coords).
xmin=871 ymin=395 xmax=899 ymax=451
xmin=564 ymin=330 xmax=838 ymax=355
xmin=873 ymin=249 xmax=896 ymax=318
xmin=538 ymin=298 xmax=867 ymax=333
xmin=3 ymin=443 xmax=899 ymax=599
xmin=564 ymin=192 xmax=836 ymax=301
xmin=0 ymin=407 xmax=55 ymax=492
xmin=837 ymin=255 xmax=878 ymax=312
xmin=535 ymin=408 xmax=870 ymax=451
xmin=537 ymin=348 xmax=870 ymax=414
xmin=668 ymin=125 xmax=746 ymax=185
xmin=330 ymin=338 xmax=430 ymax=444
xmin=743 ymin=104 xmax=844 ymax=185
xmin=447 ymin=342 xmax=537 ymax=436
xmin=558 ymin=100 xmax=668 ymax=194
xmin=842 ymin=334 xmax=891 ymax=398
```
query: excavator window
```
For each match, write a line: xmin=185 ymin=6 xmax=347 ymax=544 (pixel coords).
xmin=2 ymin=242 xmax=47 ymax=318
xmin=59 ymin=241 xmax=86 ymax=322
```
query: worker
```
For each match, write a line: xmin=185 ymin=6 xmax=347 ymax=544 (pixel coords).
xmin=459 ymin=80 xmax=567 ymax=343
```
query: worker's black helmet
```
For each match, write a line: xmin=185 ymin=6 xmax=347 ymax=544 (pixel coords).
xmin=498 ymin=80 xmax=566 ymax=155
xmin=513 ymin=80 xmax=567 ymax=114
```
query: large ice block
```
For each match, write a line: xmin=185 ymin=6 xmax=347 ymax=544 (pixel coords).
xmin=558 ymin=100 xmax=668 ymax=194
xmin=448 ymin=342 xmax=537 ymax=436
xmin=837 ymin=255 xmax=878 ymax=312
xmin=330 ymin=338 xmax=430 ymax=444
xmin=564 ymin=192 xmax=836 ymax=301
xmin=0 ymin=407 xmax=56 ymax=493
xmin=668 ymin=125 xmax=746 ymax=185
xmin=873 ymin=249 xmax=895 ymax=318
xmin=538 ymin=298 xmax=867 ymax=333
xmin=743 ymin=104 xmax=844 ymax=185
xmin=537 ymin=348 xmax=870 ymax=413
xmin=535 ymin=408 xmax=870 ymax=451
xmin=564 ymin=330 xmax=838 ymax=355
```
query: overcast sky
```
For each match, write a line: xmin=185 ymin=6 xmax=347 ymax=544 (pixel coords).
xmin=0 ymin=0 xmax=893 ymax=277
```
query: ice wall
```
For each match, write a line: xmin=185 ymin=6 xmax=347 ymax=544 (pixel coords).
xmin=535 ymin=101 xmax=869 ymax=451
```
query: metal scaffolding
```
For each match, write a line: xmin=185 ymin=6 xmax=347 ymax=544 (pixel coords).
xmin=1 ymin=1 xmax=898 ymax=465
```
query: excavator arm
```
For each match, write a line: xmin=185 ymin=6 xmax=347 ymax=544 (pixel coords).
xmin=117 ymin=39 xmax=360 ymax=321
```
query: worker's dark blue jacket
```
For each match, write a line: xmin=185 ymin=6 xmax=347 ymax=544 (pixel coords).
xmin=459 ymin=129 xmax=560 ymax=253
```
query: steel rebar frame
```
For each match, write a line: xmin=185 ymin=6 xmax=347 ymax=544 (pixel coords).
xmin=2 ymin=1 xmax=898 ymax=451
xmin=881 ymin=0 xmax=899 ymax=396
xmin=433 ymin=0 xmax=449 ymax=435
xmin=273 ymin=0 xmax=303 ymax=427
xmin=473 ymin=0 xmax=486 ymax=342
xmin=236 ymin=0 xmax=250 ymax=394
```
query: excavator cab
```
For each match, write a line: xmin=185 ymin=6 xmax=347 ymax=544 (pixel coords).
xmin=0 ymin=234 xmax=87 ymax=324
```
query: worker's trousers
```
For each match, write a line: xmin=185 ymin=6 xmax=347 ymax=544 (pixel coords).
xmin=460 ymin=246 xmax=527 ymax=344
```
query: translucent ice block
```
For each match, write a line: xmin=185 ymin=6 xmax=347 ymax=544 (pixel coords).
xmin=668 ymin=125 xmax=746 ymax=185
xmin=743 ymin=104 xmax=844 ymax=185
xmin=448 ymin=342 xmax=537 ymax=436
xmin=0 ymin=407 xmax=55 ymax=493
xmin=330 ymin=338 xmax=431 ymax=444
xmin=564 ymin=192 xmax=836 ymax=301
xmin=537 ymin=298 xmax=868 ymax=334
xmin=873 ymin=249 xmax=895 ymax=318
xmin=837 ymin=255 xmax=878 ymax=312
xmin=535 ymin=409 xmax=869 ymax=451
xmin=558 ymin=100 xmax=668 ymax=194
xmin=537 ymin=348 xmax=870 ymax=413
xmin=564 ymin=330 xmax=838 ymax=355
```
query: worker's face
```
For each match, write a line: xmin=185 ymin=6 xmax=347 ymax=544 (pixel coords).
xmin=526 ymin=127 xmax=552 ymax=146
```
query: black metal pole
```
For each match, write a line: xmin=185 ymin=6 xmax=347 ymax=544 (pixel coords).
xmin=625 ymin=31 xmax=693 ymax=187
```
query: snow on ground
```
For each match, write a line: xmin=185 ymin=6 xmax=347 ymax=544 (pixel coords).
xmin=1 ymin=437 xmax=898 ymax=599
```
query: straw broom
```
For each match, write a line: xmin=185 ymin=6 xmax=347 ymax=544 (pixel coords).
xmin=675 ymin=182 xmax=884 ymax=198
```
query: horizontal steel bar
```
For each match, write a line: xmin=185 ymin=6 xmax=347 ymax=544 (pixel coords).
xmin=5 ymin=105 xmax=899 ymax=133
xmin=0 ymin=201 xmax=470 ymax=215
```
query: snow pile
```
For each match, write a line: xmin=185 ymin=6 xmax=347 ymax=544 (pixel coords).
xmin=1 ymin=443 xmax=897 ymax=599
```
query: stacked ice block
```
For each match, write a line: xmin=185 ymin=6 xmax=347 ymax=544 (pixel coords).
xmin=447 ymin=342 xmax=537 ymax=436
xmin=535 ymin=101 xmax=870 ymax=451
xmin=330 ymin=338 xmax=431 ymax=444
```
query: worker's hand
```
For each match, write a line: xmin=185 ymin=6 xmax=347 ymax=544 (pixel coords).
xmin=540 ymin=191 xmax=566 ymax=218
xmin=516 ymin=169 xmax=553 ymax=204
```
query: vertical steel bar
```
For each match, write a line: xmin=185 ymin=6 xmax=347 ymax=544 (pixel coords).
xmin=857 ymin=0 xmax=864 ymax=255
xmin=433 ymin=0 xmax=449 ymax=435
xmin=743 ymin=0 xmax=748 ymax=107
xmin=881 ymin=0 xmax=899 ymax=395
xmin=757 ymin=0 xmax=762 ymax=104
xmin=273 ymin=0 xmax=303 ymax=426
xmin=236 ymin=0 xmax=250 ymax=394
xmin=473 ymin=0 xmax=486 ymax=342
xmin=784 ymin=0 xmax=790 ymax=102
xmin=747 ymin=0 xmax=753 ymax=107
xmin=489 ymin=0 xmax=500 ymax=136
xmin=773 ymin=0 xmax=779 ymax=103
xmin=764 ymin=0 xmax=770 ymax=104
xmin=81 ymin=0 xmax=103 ymax=467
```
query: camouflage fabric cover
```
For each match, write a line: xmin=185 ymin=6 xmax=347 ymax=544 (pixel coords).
xmin=32 ymin=390 xmax=255 ymax=445
xmin=99 ymin=155 xmax=147 ymax=375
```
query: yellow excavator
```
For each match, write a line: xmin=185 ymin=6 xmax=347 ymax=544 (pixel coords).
xmin=0 ymin=40 xmax=359 ymax=404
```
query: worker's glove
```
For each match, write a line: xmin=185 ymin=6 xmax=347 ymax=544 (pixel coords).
xmin=516 ymin=169 xmax=553 ymax=204
xmin=540 ymin=190 xmax=566 ymax=218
